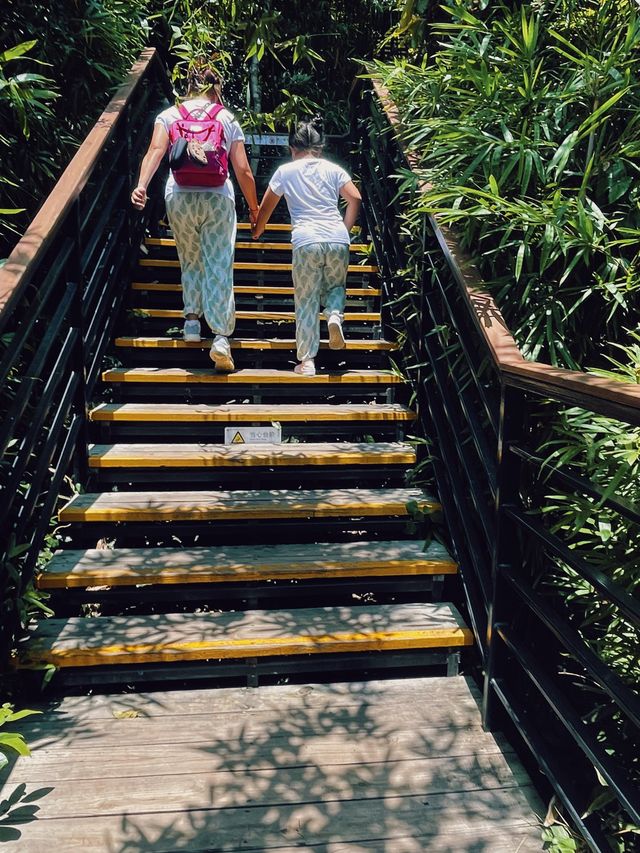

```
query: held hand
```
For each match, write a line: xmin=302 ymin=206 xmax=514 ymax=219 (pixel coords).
xmin=131 ymin=186 xmax=147 ymax=210
xmin=249 ymin=208 xmax=261 ymax=240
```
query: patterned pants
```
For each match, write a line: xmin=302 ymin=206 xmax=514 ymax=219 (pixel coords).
xmin=165 ymin=191 xmax=237 ymax=336
xmin=292 ymin=242 xmax=350 ymax=361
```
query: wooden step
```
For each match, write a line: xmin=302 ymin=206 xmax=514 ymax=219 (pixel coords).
xmin=89 ymin=402 xmax=416 ymax=423
xmin=59 ymin=487 xmax=436 ymax=523
xmin=101 ymin=368 xmax=403 ymax=386
xmin=87 ymin=441 xmax=416 ymax=469
xmin=138 ymin=259 xmax=378 ymax=274
xmin=131 ymin=308 xmax=380 ymax=321
xmin=237 ymin=222 xmax=291 ymax=231
xmin=38 ymin=540 xmax=457 ymax=589
xmin=114 ymin=336 xmax=395 ymax=351
xmin=145 ymin=238 xmax=369 ymax=252
xmin=131 ymin=282 xmax=381 ymax=297
xmin=18 ymin=602 xmax=473 ymax=668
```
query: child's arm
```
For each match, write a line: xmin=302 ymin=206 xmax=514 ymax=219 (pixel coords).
xmin=253 ymin=188 xmax=282 ymax=239
xmin=340 ymin=181 xmax=362 ymax=233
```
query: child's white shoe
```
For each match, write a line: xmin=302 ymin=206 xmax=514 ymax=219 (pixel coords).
xmin=183 ymin=319 xmax=201 ymax=342
xmin=327 ymin=315 xmax=345 ymax=350
xmin=294 ymin=359 xmax=316 ymax=376
xmin=209 ymin=335 xmax=234 ymax=371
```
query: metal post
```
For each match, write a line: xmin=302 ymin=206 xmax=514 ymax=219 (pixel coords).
xmin=68 ymin=198 xmax=90 ymax=487
xmin=483 ymin=384 xmax=526 ymax=730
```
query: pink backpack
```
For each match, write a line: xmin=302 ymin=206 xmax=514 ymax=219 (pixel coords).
xmin=168 ymin=102 xmax=228 ymax=188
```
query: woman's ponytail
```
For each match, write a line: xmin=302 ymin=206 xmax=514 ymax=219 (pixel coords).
xmin=186 ymin=67 xmax=223 ymax=103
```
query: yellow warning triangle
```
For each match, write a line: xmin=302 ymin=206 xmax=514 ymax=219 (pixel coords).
xmin=231 ymin=431 xmax=245 ymax=444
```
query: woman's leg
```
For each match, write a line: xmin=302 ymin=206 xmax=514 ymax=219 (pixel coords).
xmin=200 ymin=194 xmax=236 ymax=337
xmin=165 ymin=192 xmax=204 ymax=320
xmin=292 ymin=244 xmax=324 ymax=363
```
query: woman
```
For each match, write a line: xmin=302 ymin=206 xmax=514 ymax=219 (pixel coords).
xmin=253 ymin=119 xmax=361 ymax=376
xmin=131 ymin=69 xmax=258 ymax=371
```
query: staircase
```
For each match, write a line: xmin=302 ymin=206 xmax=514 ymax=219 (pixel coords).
xmin=19 ymin=221 xmax=474 ymax=688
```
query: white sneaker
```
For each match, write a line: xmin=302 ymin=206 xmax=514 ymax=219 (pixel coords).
xmin=209 ymin=335 xmax=235 ymax=371
xmin=183 ymin=319 xmax=201 ymax=342
xmin=327 ymin=315 xmax=345 ymax=350
xmin=294 ymin=359 xmax=316 ymax=376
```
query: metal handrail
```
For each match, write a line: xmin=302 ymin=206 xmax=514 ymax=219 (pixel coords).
xmin=361 ymin=78 xmax=640 ymax=852
xmin=0 ymin=49 xmax=171 ymax=665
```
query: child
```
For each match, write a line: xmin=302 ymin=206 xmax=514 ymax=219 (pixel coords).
xmin=252 ymin=119 xmax=361 ymax=375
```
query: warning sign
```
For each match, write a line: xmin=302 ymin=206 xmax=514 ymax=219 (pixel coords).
xmin=224 ymin=426 xmax=282 ymax=445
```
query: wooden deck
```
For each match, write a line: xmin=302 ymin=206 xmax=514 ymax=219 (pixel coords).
xmin=1 ymin=677 xmax=544 ymax=851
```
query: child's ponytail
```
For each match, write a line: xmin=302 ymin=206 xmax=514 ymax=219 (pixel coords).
xmin=289 ymin=117 xmax=325 ymax=154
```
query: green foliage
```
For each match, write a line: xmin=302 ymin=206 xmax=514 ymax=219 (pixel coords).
xmin=0 ymin=0 xmax=393 ymax=257
xmin=541 ymin=337 xmax=640 ymax=680
xmin=367 ymin=0 xmax=640 ymax=369
xmin=0 ymin=703 xmax=40 ymax=771
xmin=0 ymin=0 xmax=152 ymax=255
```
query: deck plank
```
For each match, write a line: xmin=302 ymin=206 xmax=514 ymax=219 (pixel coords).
xmin=1 ymin=677 xmax=544 ymax=852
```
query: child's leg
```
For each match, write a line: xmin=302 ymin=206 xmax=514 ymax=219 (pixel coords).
xmin=200 ymin=194 xmax=237 ymax=337
xmin=320 ymin=243 xmax=349 ymax=321
xmin=165 ymin=191 xmax=205 ymax=319
xmin=292 ymin=244 xmax=324 ymax=362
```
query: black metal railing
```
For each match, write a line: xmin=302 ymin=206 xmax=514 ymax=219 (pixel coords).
xmin=0 ymin=49 xmax=172 ymax=664
xmin=358 ymin=80 xmax=640 ymax=851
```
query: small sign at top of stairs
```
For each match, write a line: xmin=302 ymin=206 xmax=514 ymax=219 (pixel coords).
xmin=224 ymin=426 xmax=282 ymax=445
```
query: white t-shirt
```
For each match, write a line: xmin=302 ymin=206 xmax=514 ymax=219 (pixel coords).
xmin=155 ymin=99 xmax=245 ymax=201
xmin=268 ymin=158 xmax=352 ymax=248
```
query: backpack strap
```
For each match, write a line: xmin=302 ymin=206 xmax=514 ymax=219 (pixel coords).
xmin=177 ymin=103 xmax=191 ymax=120
xmin=203 ymin=103 xmax=225 ymax=120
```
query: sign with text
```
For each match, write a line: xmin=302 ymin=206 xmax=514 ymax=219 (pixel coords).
xmin=245 ymin=134 xmax=289 ymax=147
xmin=224 ymin=426 xmax=282 ymax=445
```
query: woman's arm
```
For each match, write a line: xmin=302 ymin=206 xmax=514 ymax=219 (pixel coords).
xmin=340 ymin=181 xmax=362 ymax=233
xmin=131 ymin=123 xmax=170 ymax=209
xmin=252 ymin=188 xmax=282 ymax=240
xmin=229 ymin=141 xmax=259 ymax=227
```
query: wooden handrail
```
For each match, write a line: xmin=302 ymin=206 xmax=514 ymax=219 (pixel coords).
xmin=0 ymin=48 xmax=168 ymax=321
xmin=372 ymin=80 xmax=640 ymax=417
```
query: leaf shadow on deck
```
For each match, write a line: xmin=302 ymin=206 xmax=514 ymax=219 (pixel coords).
xmin=3 ymin=678 xmax=544 ymax=852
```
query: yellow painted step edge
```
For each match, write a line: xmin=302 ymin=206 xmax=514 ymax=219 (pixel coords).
xmin=87 ymin=447 xmax=416 ymax=468
xmin=131 ymin=282 xmax=381 ymax=296
xmin=114 ymin=337 xmax=395 ymax=351
xmin=89 ymin=405 xmax=416 ymax=423
xmin=131 ymin=309 xmax=380 ymax=321
xmin=101 ymin=369 xmax=403 ymax=385
xmin=59 ymin=497 xmax=439 ymax=523
xmin=145 ymin=238 xmax=369 ymax=252
xmin=139 ymin=259 xmax=378 ymax=274
xmin=19 ymin=627 xmax=474 ymax=668
xmin=38 ymin=558 xmax=458 ymax=589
